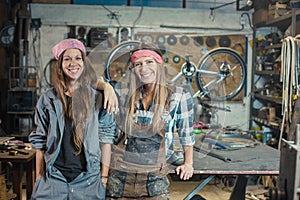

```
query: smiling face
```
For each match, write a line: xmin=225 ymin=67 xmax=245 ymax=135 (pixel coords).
xmin=133 ymin=56 xmax=158 ymax=84
xmin=62 ymin=48 xmax=84 ymax=82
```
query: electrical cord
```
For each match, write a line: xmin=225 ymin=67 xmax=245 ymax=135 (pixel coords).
xmin=241 ymin=12 xmax=254 ymax=30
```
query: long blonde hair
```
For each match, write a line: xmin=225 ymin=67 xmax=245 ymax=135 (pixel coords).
xmin=54 ymin=51 xmax=98 ymax=155
xmin=124 ymin=43 xmax=172 ymax=135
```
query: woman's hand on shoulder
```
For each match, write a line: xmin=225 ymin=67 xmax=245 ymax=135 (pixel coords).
xmin=103 ymin=83 xmax=119 ymax=114
xmin=95 ymin=79 xmax=119 ymax=114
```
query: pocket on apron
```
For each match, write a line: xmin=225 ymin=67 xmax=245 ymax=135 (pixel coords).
xmin=124 ymin=134 xmax=162 ymax=165
xmin=106 ymin=171 xmax=127 ymax=198
xmin=147 ymin=173 xmax=170 ymax=196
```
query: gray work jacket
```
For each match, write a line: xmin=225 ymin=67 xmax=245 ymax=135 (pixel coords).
xmin=29 ymin=88 xmax=115 ymax=200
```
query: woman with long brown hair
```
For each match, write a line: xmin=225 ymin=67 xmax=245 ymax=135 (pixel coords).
xmin=29 ymin=38 xmax=116 ymax=199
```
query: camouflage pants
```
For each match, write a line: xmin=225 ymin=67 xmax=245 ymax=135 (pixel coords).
xmin=106 ymin=171 xmax=170 ymax=199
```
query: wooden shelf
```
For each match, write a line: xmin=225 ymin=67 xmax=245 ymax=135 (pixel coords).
xmin=256 ymin=9 xmax=300 ymax=31
xmin=255 ymin=70 xmax=280 ymax=76
xmin=251 ymin=5 xmax=299 ymax=139
xmin=256 ymin=43 xmax=282 ymax=51
xmin=254 ymin=94 xmax=282 ymax=104
xmin=259 ymin=9 xmax=300 ymax=31
xmin=252 ymin=117 xmax=281 ymax=129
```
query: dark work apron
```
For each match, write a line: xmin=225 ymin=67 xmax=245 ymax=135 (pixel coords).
xmin=107 ymin=123 xmax=170 ymax=198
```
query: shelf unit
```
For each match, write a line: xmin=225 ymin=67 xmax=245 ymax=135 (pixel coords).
xmin=7 ymin=66 xmax=37 ymax=137
xmin=250 ymin=5 xmax=300 ymax=146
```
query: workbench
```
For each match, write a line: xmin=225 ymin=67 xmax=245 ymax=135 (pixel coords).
xmin=0 ymin=148 xmax=36 ymax=200
xmin=170 ymin=134 xmax=280 ymax=200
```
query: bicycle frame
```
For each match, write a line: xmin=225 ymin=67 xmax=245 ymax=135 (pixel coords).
xmin=104 ymin=41 xmax=246 ymax=101
xmin=170 ymin=56 xmax=229 ymax=100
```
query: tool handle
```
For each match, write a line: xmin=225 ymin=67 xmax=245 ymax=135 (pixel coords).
xmin=194 ymin=146 xmax=231 ymax=162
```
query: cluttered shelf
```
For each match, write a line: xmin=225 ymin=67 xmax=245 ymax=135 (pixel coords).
xmin=254 ymin=70 xmax=280 ymax=76
xmin=265 ymin=9 xmax=300 ymax=30
xmin=256 ymin=43 xmax=282 ymax=51
xmin=255 ymin=8 xmax=300 ymax=30
xmin=254 ymin=94 xmax=282 ymax=104
xmin=251 ymin=116 xmax=281 ymax=130
xmin=0 ymin=137 xmax=36 ymax=200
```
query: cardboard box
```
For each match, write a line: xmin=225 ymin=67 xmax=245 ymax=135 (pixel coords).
xmin=252 ymin=9 xmax=269 ymax=26
xmin=257 ymin=106 xmax=276 ymax=122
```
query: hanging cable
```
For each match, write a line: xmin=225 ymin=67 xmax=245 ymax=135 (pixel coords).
xmin=209 ymin=0 xmax=217 ymax=21
xmin=102 ymin=5 xmax=122 ymax=27
xmin=133 ymin=0 xmax=144 ymax=28
xmin=241 ymin=12 xmax=253 ymax=30
xmin=209 ymin=0 xmax=236 ymax=21
xmin=279 ymin=35 xmax=300 ymax=148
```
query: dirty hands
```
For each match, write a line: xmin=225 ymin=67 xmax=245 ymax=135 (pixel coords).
xmin=175 ymin=163 xmax=194 ymax=180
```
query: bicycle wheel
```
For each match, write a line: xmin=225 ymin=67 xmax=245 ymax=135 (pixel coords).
xmin=104 ymin=40 xmax=141 ymax=81
xmin=195 ymin=47 xmax=246 ymax=101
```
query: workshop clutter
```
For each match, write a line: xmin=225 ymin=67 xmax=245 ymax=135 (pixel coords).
xmin=257 ymin=106 xmax=276 ymax=123
xmin=252 ymin=0 xmax=294 ymax=26
xmin=0 ymin=138 xmax=29 ymax=156
xmin=255 ymin=32 xmax=282 ymax=72
xmin=268 ymin=2 xmax=290 ymax=20
xmin=252 ymin=106 xmax=281 ymax=133
xmin=252 ymin=0 xmax=269 ymax=26
xmin=195 ymin=128 xmax=260 ymax=153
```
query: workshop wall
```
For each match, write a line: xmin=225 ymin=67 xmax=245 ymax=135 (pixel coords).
xmin=29 ymin=3 xmax=253 ymax=130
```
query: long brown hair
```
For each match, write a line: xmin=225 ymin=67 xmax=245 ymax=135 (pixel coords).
xmin=124 ymin=43 xmax=172 ymax=135
xmin=54 ymin=50 xmax=98 ymax=155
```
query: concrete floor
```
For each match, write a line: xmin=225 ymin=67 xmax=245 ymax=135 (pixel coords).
xmin=17 ymin=175 xmax=269 ymax=200
xmin=169 ymin=175 xmax=269 ymax=200
xmin=169 ymin=175 xmax=231 ymax=200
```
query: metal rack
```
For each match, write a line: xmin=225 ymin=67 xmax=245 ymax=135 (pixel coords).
xmin=250 ymin=2 xmax=300 ymax=148
xmin=7 ymin=66 xmax=37 ymax=136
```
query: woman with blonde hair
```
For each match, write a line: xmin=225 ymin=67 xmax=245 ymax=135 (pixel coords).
xmin=106 ymin=42 xmax=195 ymax=200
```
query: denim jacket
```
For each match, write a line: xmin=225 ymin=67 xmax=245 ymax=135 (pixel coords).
xmin=29 ymin=88 xmax=115 ymax=200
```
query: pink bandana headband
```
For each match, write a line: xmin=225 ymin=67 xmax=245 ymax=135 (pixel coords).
xmin=131 ymin=49 xmax=163 ymax=64
xmin=52 ymin=38 xmax=86 ymax=60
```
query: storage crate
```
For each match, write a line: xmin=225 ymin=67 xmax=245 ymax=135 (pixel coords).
xmin=252 ymin=9 xmax=268 ymax=26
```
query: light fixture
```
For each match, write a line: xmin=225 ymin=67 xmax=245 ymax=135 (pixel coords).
xmin=246 ymin=0 xmax=253 ymax=7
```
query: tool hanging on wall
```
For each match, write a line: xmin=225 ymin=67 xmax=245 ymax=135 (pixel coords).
xmin=205 ymin=36 xmax=216 ymax=47
xmin=167 ymin=34 xmax=177 ymax=45
xmin=156 ymin=35 xmax=165 ymax=45
xmin=193 ymin=36 xmax=203 ymax=46
xmin=280 ymin=35 xmax=300 ymax=147
xmin=219 ymin=35 xmax=231 ymax=47
xmin=179 ymin=35 xmax=189 ymax=45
